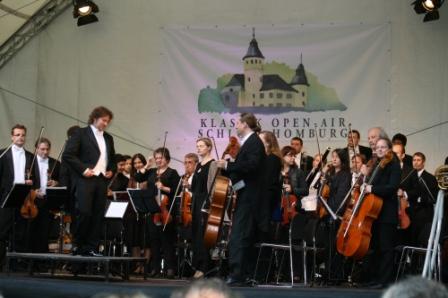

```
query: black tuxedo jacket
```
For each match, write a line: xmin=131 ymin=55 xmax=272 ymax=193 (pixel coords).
xmin=226 ymin=133 xmax=266 ymax=204
xmin=297 ymin=153 xmax=313 ymax=175
xmin=403 ymin=170 xmax=438 ymax=208
xmin=35 ymin=157 xmax=61 ymax=186
xmin=62 ymin=126 xmax=115 ymax=178
xmin=0 ymin=147 xmax=39 ymax=203
xmin=341 ymin=145 xmax=372 ymax=163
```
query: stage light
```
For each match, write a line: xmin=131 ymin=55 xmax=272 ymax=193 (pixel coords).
xmin=73 ymin=0 xmax=99 ymax=27
xmin=412 ymin=0 xmax=444 ymax=22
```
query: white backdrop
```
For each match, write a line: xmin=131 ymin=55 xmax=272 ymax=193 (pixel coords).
xmin=0 ymin=0 xmax=447 ymax=172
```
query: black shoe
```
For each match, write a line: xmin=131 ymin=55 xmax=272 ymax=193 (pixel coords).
xmin=82 ymin=250 xmax=103 ymax=257
xmin=148 ymin=269 xmax=161 ymax=278
xmin=368 ymin=283 xmax=385 ymax=289
xmin=225 ymin=276 xmax=244 ymax=286
xmin=166 ymin=269 xmax=175 ymax=279
xmin=244 ymin=278 xmax=258 ymax=287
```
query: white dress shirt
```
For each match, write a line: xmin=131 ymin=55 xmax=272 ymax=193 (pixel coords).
xmin=12 ymin=144 xmax=26 ymax=184
xmin=90 ymin=125 xmax=108 ymax=176
xmin=37 ymin=155 xmax=49 ymax=195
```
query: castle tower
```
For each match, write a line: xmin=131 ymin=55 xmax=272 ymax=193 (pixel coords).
xmin=242 ymin=28 xmax=264 ymax=104
xmin=290 ymin=53 xmax=310 ymax=107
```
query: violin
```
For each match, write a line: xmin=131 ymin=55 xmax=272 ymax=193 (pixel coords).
xmin=153 ymin=171 xmax=172 ymax=226
xmin=281 ymin=174 xmax=298 ymax=225
xmin=315 ymin=163 xmax=333 ymax=218
xmin=20 ymin=126 xmax=45 ymax=219
xmin=398 ymin=193 xmax=410 ymax=229
xmin=179 ymin=174 xmax=192 ymax=227
xmin=336 ymin=150 xmax=394 ymax=260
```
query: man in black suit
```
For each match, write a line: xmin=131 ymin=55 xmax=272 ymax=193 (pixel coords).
xmin=62 ymin=106 xmax=115 ymax=256
xmin=29 ymin=137 xmax=61 ymax=253
xmin=399 ymin=152 xmax=438 ymax=247
xmin=290 ymin=137 xmax=313 ymax=176
xmin=0 ymin=124 xmax=39 ymax=262
xmin=217 ymin=113 xmax=266 ymax=284
xmin=341 ymin=129 xmax=372 ymax=166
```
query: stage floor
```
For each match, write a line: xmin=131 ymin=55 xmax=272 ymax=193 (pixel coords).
xmin=0 ymin=274 xmax=382 ymax=298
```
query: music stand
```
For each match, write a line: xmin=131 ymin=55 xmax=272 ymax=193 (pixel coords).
xmin=1 ymin=183 xmax=30 ymax=209
xmin=127 ymin=188 xmax=161 ymax=215
xmin=46 ymin=186 xmax=68 ymax=211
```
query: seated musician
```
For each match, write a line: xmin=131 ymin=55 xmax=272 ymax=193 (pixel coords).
xmin=135 ymin=148 xmax=180 ymax=279
xmin=191 ymin=138 xmax=216 ymax=279
xmin=398 ymin=152 xmax=438 ymax=247
xmin=362 ymin=137 xmax=401 ymax=289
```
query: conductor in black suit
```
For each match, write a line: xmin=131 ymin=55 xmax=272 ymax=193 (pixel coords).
xmin=0 ymin=124 xmax=39 ymax=261
xmin=62 ymin=106 xmax=115 ymax=256
xmin=341 ymin=129 xmax=372 ymax=167
xmin=217 ymin=113 xmax=266 ymax=284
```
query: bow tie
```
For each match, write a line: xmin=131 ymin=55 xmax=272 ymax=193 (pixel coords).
xmin=12 ymin=146 xmax=24 ymax=153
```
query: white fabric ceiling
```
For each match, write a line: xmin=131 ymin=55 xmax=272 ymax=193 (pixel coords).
xmin=0 ymin=0 xmax=50 ymax=46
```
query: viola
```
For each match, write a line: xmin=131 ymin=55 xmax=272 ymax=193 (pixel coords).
xmin=20 ymin=188 xmax=38 ymax=219
xmin=153 ymin=173 xmax=172 ymax=226
xmin=281 ymin=174 xmax=298 ymax=226
xmin=398 ymin=194 xmax=410 ymax=229
xmin=336 ymin=150 xmax=394 ymax=260
xmin=179 ymin=174 xmax=192 ymax=227
xmin=316 ymin=164 xmax=332 ymax=218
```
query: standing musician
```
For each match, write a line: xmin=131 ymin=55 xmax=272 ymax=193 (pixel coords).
xmin=29 ymin=137 xmax=61 ymax=253
xmin=362 ymin=137 xmax=401 ymax=289
xmin=341 ymin=129 xmax=372 ymax=167
xmin=350 ymin=153 xmax=366 ymax=187
xmin=258 ymin=131 xmax=282 ymax=240
xmin=0 ymin=124 xmax=39 ymax=262
xmin=216 ymin=112 xmax=266 ymax=285
xmin=122 ymin=155 xmax=132 ymax=180
xmin=398 ymin=152 xmax=438 ymax=247
xmin=62 ymin=106 xmax=116 ymax=257
xmin=135 ymin=147 xmax=180 ymax=279
xmin=290 ymin=137 xmax=313 ymax=176
xmin=126 ymin=153 xmax=149 ymax=274
xmin=190 ymin=139 xmax=216 ymax=279
xmin=367 ymin=127 xmax=388 ymax=154
xmin=320 ymin=149 xmax=351 ymax=280
xmin=108 ymin=154 xmax=130 ymax=194
xmin=392 ymin=133 xmax=413 ymax=168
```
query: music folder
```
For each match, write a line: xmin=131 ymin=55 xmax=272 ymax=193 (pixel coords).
xmin=127 ymin=188 xmax=161 ymax=214
xmin=46 ymin=186 xmax=68 ymax=211
xmin=1 ymin=183 xmax=31 ymax=209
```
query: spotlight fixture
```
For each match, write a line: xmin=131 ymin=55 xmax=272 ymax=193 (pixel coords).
xmin=412 ymin=0 xmax=444 ymax=22
xmin=73 ymin=0 xmax=99 ymax=27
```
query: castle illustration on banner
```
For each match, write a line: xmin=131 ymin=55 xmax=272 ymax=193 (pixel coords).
xmin=198 ymin=29 xmax=347 ymax=114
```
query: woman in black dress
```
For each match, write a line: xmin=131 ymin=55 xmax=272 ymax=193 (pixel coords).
xmin=190 ymin=137 xmax=217 ymax=279
xmin=135 ymin=147 xmax=180 ymax=278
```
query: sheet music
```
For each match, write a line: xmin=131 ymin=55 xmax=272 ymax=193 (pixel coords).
xmin=105 ymin=201 xmax=128 ymax=218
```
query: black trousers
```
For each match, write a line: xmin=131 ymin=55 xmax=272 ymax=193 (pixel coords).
xmin=228 ymin=197 xmax=254 ymax=279
xmin=368 ymin=222 xmax=397 ymax=285
xmin=191 ymin=195 xmax=210 ymax=273
xmin=148 ymin=219 xmax=176 ymax=272
xmin=29 ymin=198 xmax=51 ymax=253
xmin=73 ymin=175 xmax=107 ymax=253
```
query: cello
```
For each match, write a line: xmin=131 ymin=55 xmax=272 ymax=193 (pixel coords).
xmin=203 ymin=137 xmax=233 ymax=249
xmin=336 ymin=150 xmax=394 ymax=260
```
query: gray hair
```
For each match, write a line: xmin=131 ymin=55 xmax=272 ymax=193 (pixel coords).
xmin=368 ymin=126 xmax=389 ymax=139
xmin=171 ymin=278 xmax=241 ymax=298
xmin=382 ymin=276 xmax=448 ymax=298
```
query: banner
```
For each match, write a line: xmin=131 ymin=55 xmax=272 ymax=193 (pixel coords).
xmin=160 ymin=23 xmax=391 ymax=159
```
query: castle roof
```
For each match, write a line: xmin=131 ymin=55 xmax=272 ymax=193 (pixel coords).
xmin=242 ymin=30 xmax=265 ymax=60
xmin=290 ymin=62 xmax=310 ymax=86
xmin=224 ymin=74 xmax=245 ymax=88
xmin=261 ymin=75 xmax=298 ymax=92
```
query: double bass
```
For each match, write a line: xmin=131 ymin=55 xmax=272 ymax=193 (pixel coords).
xmin=336 ymin=151 xmax=394 ymax=260
xmin=203 ymin=137 xmax=235 ymax=249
